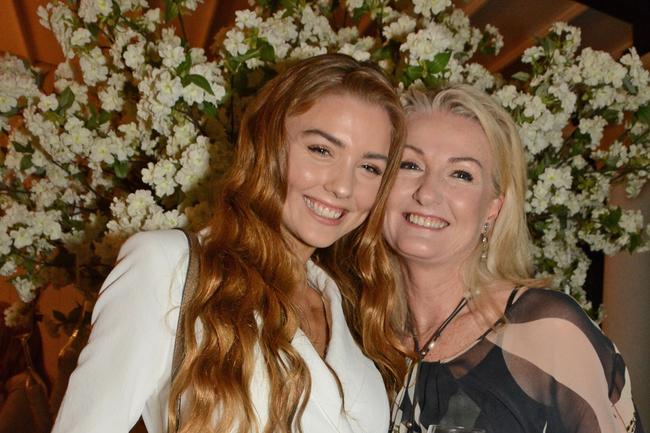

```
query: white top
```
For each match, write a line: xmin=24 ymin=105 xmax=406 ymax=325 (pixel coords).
xmin=52 ymin=229 xmax=389 ymax=433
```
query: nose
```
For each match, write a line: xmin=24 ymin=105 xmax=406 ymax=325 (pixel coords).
xmin=324 ymin=165 xmax=354 ymax=199
xmin=412 ymin=172 xmax=441 ymax=205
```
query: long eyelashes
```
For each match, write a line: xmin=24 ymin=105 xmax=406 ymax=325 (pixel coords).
xmin=307 ymin=145 xmax=383 ymax=176
xmin=399 ymin=160 xmax=421 ymax=170
xmin=362 ymin=163 xmax=383 ymax=176
xmin=307 ymin=145 xmax=331 ymax=157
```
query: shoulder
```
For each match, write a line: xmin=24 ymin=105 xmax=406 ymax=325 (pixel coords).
xmin=506 ymin=287 xmax=593 ymax=326
xmin=116 ymin=229 xmax=189 ymax=267
xmin=503 ymin=288 xmax=617 ymax=362
xmin=95 ymin=229 xmax=191 ymax=316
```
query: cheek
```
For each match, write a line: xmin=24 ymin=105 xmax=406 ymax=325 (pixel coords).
xmin=354 ymin=179 xmax=383 ymax=211
xmin=286 ymin=159 xmax=319 ymax=192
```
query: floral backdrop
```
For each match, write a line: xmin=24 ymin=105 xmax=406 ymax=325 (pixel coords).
xmin=1 ymin=0 xmax=649 ymax=338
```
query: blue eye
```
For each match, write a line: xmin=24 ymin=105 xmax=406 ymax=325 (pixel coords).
xmin=452 ymin=170 xmax=473 ymax=182
xmin=400 ymin=160 xmax=421 ymax=170
xmin=308 ymin=145 xmax=331 ymax=156
xmin=362 ymin=163 xmax=383 ymax=176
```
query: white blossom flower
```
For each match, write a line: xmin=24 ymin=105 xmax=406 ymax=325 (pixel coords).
xmin=71 ymin=28 xmax=92 ymax=47
xmin=412 ymin=0 xmax=452 ymax=18
xmin=79 ymin=0 xmax=113 ymax=23
xmin=3 ymin=301 xmax=30 ymax=328
xmin=79 ymin=47 xmax=109 ymax=86
xmin=383 ymin=14 xmax=416 ymax=40
xmin=13 ymin=277 xmax=37 ymax=303
xmin=0 ymin=259 xmax=17 ymax=277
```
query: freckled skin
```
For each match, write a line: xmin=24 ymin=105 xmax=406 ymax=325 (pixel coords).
xmin=282 ymin=93 xmax=392 ymax=261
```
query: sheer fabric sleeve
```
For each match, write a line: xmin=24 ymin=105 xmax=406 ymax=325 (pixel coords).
xmin=51 ymin=230 xmax=188 ymax=433
xmin=488 ymin=288 xmax=644 ymax=433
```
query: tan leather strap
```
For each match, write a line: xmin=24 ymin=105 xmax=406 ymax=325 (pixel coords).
xmin=169 ymin=228 xmax=200 ymax=433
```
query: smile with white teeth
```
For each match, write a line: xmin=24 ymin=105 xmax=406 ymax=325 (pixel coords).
xmin=406 ymin=213 xmax=449 ymax=229
xmin=304 ymin=197 xmax=344 ymax=220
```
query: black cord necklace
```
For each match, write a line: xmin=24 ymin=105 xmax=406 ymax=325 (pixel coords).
xmin=389 ymin=296 xmax=469 ymax=432
xmin=412 ymin=296 xmax=468 ymax=359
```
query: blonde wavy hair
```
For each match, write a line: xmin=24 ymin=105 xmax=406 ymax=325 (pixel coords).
xmin=398 ymin=84 xmax=544 ymax=325
xmin=169 ymin=54 xmax=407 ymax=433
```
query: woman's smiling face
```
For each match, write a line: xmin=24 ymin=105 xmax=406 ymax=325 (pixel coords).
xmin=383 ymin=110 xmax=503 ymax=267
xmin=281 ymin=92 xmax=392 ymax=261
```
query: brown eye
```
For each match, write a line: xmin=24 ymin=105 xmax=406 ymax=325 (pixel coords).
xmin=361 ymin=163 xmax=383 ymax=176
xmin=307 ymin=145 xmax=331 ymax=157
xmin=399 ymin=160 xmax=421 ymax=171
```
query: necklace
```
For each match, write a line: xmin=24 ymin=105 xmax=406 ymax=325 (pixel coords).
xmin=411 ymin=296 xmax=468 ymax=359
xmin=389 ymin=296 xmax=469 ymax=432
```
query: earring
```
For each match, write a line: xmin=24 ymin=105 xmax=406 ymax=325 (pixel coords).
xmin=480 ymin=222 xmax=489 ymax=261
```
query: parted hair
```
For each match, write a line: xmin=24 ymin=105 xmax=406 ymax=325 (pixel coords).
xmin=400 ymin=84 xmax=543 ymax=322
xmin=168 ymin=54 xmax=407 ymax=433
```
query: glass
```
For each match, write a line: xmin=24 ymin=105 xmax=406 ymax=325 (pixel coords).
xmin=425 ymin=425 xmax=486 ymax=433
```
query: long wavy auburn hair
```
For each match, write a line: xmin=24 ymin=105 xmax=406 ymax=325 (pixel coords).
xmin=168 ymin=54 xmax=408 ymax=433
xmin=396 ymin=85 xmax=545 ymax=329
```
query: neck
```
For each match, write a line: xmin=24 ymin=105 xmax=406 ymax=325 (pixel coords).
xmin=403 ymin=260 xmax=466 ymax=336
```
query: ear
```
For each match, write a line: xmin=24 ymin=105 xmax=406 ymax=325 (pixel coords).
xmin=486 ymin=193 xmax=504 ymax=226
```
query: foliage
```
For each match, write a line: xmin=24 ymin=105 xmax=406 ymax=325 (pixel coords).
xmin=1 ymin=0 xmax=648 ymax=331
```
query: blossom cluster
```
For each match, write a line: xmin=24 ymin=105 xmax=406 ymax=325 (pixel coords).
xmin=1 ymin=1 xmax=648 ymax=329
xmin=495 ymin=23 xmax=650 ymax=307
xmin=1 ymin=0 xmax=227 ymax=330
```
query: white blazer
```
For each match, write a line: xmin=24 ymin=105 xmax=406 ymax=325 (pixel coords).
xmin=52 ymin=229 xmax=389 ymax=433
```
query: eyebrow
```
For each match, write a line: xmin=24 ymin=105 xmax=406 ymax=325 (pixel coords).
xmin=449 ymin=156 xmax=483 ymax=168
xmin=405 ymin=145 xmax=483 ymax=168
xmin=303 ymin=129 xmax=343 ymax=147
xmin=405 ymin=144 xmax=424 ymax=155
xmin=303 ymin=128 xmax=388 ymax=161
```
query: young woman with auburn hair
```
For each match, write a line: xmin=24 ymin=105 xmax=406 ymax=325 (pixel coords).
xmin=52 ymin=53 xmax=407 ymax=433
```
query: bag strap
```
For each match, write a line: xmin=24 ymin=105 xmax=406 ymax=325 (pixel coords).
xmin=169 ymin=228 xmax=200 ymax=433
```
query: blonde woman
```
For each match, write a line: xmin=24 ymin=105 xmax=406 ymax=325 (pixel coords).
xmin=53 ymin=54 xmax=407 ymax=433
xmin=386 ymin=85 xmax=643 ymax=433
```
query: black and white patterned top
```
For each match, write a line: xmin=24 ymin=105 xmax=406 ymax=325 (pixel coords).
xmin=390 ymin=288 xmax=644 ymax=433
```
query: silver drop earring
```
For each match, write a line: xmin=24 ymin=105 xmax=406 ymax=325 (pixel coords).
xmin=480 ymin=222 xmax=489 ymax=261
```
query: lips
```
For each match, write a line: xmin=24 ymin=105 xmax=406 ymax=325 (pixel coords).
xmin=404 ymin=212 xmax=449 ymax=229
xmin=304 ymin=196 xmax=346 ymax=220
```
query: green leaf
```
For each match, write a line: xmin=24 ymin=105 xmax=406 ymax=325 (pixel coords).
xmin=425 ymin=51 xmax=451 ymax=74
xmin=627 ymin=233 xmax=643 ymax=252
xmin=622 ymin=75 xmax=638 ymax=95
xmin=175 ymin=52 xmax=192 ymax=76
xmin=405 ymin=65 xmax=423 ymax=82
xmin=199 ymin=101 xmax=217 ymax=118
xmin=352 ymin=4 xmax=369 ymax=22
xmin=44 ymin=110 xmax=63 ymax=124
xmin=259 ymin=40 xmax=275 ymax=62
xmin=164 ymin=0 xmax=179 ymax=22
xmin=636 ymin=103 xmax=650 ymax=125
xmin=87 ymin=23 xmax=100 ymax=38
xmin=541 ymin=36 xmax=555 ymax=53
xmin=371 ymin=45 xmax=392 ymax=62
xmin=512 ymin=71 xmax=530 ymax=82
xmin=600 ymin=207 xmax=622 ymax=230
xmin=422 ymin=74 xmax=442 ymax=89
xmin=12 ymin=141 xmax=33 ymax=153
xmin=602 ymin=110 xmax=620 ymax=124
xmin=182 ymin=74 xmax=214 ymax=95
xmin=57 ymin=87 xmax=75 ymax=112
xmin=98 ymin=110 xmax=112 ymax=125
xmin=113 ymin=160 xmax=129 ymax=179
xmin=20 ymin=155 xmax=33 ymax=170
